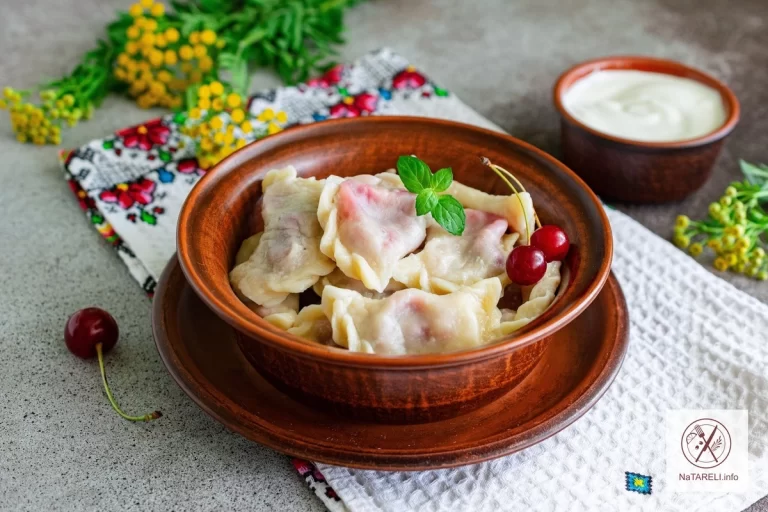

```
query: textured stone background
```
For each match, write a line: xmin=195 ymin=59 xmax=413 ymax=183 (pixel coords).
xmin=0 ymin=0 xmax=765 ymax=510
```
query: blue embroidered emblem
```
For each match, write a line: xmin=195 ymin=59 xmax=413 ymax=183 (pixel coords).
xmin=625 ymin=472 xmax=652 ymax=495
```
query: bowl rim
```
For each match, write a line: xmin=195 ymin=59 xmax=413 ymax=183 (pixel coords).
xmin=553 ymin=55 xmax=740 ymax=149
xmin=177 ymin=116 xmax=613 ymax=368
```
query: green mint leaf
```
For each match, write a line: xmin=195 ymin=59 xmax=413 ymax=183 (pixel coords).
xmin=431 ymin=168 xmax=453 ymax=192
xmin=397 ymin=155 xmax=432 ymax=193
xmin=432 ymin=195 xmax=465 ymax=236
xmin=740 ymin=159 xmax=768 ymax=184
xmin=415 ymin=189 xmax=438 ymax=216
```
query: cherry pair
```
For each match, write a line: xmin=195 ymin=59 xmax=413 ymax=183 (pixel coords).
xmin=506 ymin=225 xmax=570 ymax=286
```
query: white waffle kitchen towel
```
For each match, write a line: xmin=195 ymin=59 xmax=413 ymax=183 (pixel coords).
xmin=316 ymin=207 xmax=768 ymax=511
xmin=61 ymin=49 xmax=767 ymax=512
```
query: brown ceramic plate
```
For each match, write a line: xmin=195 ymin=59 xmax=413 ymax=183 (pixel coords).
xmin=153 ymin=256 xmax=629 ymax=470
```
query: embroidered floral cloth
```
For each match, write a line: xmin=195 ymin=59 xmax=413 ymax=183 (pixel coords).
xmin=60 ymin=49 xmax=768 ymax=512
xmin=60 ymin=48 xmax=496 ymax=297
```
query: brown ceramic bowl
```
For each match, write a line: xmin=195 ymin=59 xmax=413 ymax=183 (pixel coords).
xmin=176 ymin=116 xmax=613 ymax=424
xmin=554 ymin=56 xmax=740 ymax=203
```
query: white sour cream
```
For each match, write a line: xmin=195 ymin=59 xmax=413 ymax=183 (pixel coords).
xmin=562 ymin=70 xmax=726 ymax=142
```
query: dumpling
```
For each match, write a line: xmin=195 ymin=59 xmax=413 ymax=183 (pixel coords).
xmin=496 ymin=261 xmax=561 ymax=336
xmin=234 ymin=233 xmax=263 ymax=265
xmin=447 ymin=181 xmax=536 ymax=244
xmin=394 ymin=209 xmax=518 ymax=294
xmin=317 ymin=174 xmax=427 ymax=293
xmin=230 ymin=167 xmax=335 ymax=308
xmin=372 ymin=169 xmax=403 ymax=188
xmin=286 ymin=305 xmax=333 ymax=344
xmin=354 ymin=172 xmax=536 ymax=243
xmin=321 ymin=278 xmax=502 ymax=355
xmin=231 ymin=231 xmax=299 ymax=328
xmin=313 ymin=268 xmax=406 ymax=299
xmin=250 ymin=294 xmax=299 ymax=329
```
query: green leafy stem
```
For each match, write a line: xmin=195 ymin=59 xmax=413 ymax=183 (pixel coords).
xmin=172 ymin=0 xmax=364 ymax=91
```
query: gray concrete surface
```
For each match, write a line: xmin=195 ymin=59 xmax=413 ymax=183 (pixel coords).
xmin=0 ymin=0 xmax=765 ymax=510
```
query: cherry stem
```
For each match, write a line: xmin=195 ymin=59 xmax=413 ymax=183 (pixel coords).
xmin=96 ymin=343 xmax=162 ymax=422
xmin=481 ymin=157 xmax=542 ymax=242
xmin=486 ymin=159 xmax=543 ymax=231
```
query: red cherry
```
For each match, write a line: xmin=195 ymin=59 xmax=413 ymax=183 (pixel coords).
xmin=506 ymin=245 xmax=547 ymax=285
xmin=530 ymin=225 xmax=570 ymax=262
xmin=65 ymin=308 xmax=119 ymax=359
xmin=64 ymin=308 xmax=161 ymax=422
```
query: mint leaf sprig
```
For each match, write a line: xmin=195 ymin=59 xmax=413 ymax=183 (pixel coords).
xmin=397 ymin=155 xmax=466 ymax=235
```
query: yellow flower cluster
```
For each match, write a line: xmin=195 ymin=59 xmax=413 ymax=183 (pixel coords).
xmin=181 ymin=82 xmax=288 ymax=169
xmin=675 ymin=214 xmax=767 ymax=280
xmin=0 ymin=87 xmax=90 ymax=144
xmin=113 ymin=0 xmax=225 ymax=109
xmin=709 ymin=228 xmax=767 ymax=279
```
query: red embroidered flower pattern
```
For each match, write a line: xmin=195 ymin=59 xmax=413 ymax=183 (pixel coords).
xmin=67 ymin=179 xmax=96 ymax=211
xmin=353 ymin=92 xmax=378 ymax=113
xmin=116 ymin=119 xmax=170 ymax=151
xmin=99 ymin=178 xmax=156 ymax=209
xmin=177 ymin=158 xmax=202 ymax=175
xmin=329 ymin=92 xmax=378 ymax=118
xmin=307 ymin=65 xmax=344 ymax=88
xmin=393 ymin=65 xmax=426 ymax=89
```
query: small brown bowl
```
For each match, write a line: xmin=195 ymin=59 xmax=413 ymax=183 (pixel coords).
xmin=554 ymin=56 xmax=740 ymax=203
xmin=176 ymin=117 xmax=613 ymax=424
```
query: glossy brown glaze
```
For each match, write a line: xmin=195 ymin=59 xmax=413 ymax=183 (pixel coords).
xmin=554 ymin=56 xmax=740 ymax=203
xmin=236 ymin=330 xmax=546 ymax=423
xmin=153 ymin=257 xmax=629 ymax=469
xmin=176 ymin=116 xmax=613 ymax=423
